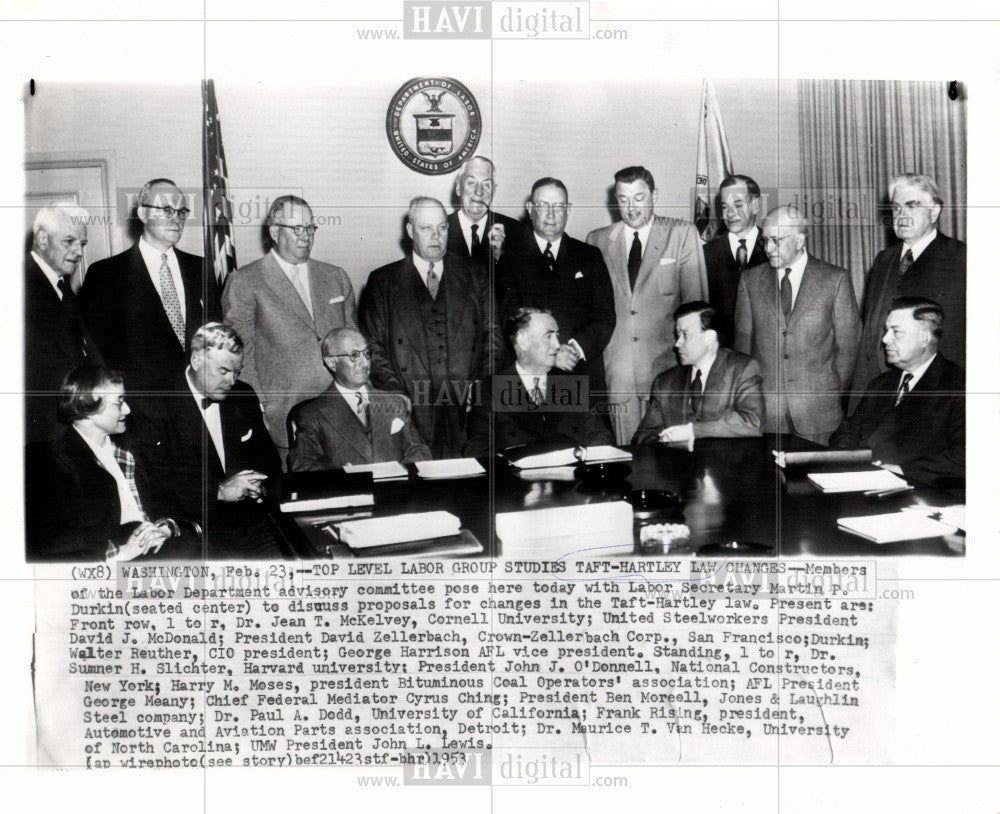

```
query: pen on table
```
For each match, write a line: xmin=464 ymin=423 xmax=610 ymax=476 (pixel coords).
xmin=864 ymin=485 xmax=915 ymax=499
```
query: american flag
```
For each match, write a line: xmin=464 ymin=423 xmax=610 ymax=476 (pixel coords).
xmin=694 ymin=79 xmax=734 ymax=242
xmin=202 ymin=79 xmax=237 ymax=286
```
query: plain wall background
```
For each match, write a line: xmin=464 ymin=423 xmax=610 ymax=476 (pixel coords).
xmin=24 ymin=78 xmax=800 ymax=292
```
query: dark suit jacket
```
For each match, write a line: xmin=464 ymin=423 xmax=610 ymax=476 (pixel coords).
xmin=25 ymin=429 xmax=171 ymax=561
xmin=287 ymin=384 xmax=431 ymax=471
xmin=463 ymin=368 xmax=612 ymax=457
xmin=831 ymin=354 xmax=964 ymax=487
xmin=850 ymin=232 xmax=966 ymax=409
xmin=446 ymin=209 xmax=523 ymax=273
xmin=127 ymin=377 xmax=280 ymax=525
xmin=80 ymin=243 xmax=220 ymax=393
xmin=498 ymin=232 xmax=616 ymax=396
xmin=702 ymin=231 xmax=768 ymax=347
xmin=632 ymin=347 xmax=765 ymax=444
xmin=358 ymin=253 xmax=501 ymax=457
xmin=24 ymin=255 xmax=103 ymax=444
xmin=735 ymin=256 xmax=861 ymax=437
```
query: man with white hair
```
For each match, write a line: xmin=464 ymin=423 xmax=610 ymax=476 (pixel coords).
xmin=735 ymin=205 xmax=861 ymax=443
xmin=25 ymin=203 xmax=103 ymax=444
xmin=446 ymin=156 xmax=522 ymax=271
xmin=359 ymin=196 xmax=501 ymax=458
xmin=849 ymin=173 xmax=966 ymax=408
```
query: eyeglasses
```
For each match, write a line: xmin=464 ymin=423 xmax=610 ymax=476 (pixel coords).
xmin=761 ymin=233 xmax=797 ymax=247
xmin=275 ymin=224 xmax=319 ymax=237
xmin=328 ymin=348 xmax=372 ymax=362
xmin=143 ymin=204 xmax=191 ymax=220
xmin=531 ymin=203 xmax=570 ymax=216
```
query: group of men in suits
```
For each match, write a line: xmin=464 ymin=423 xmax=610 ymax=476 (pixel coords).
xmin=24 ymin=160 xmax=968 ymax=558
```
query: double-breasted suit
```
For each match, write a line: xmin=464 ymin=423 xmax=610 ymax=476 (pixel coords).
xmin=702 ymin=230 xmax=768 ymax=347
xmin=79 ymin=243 xmax=219 ymax=394
xmin=632 ymin=347 xmax=765 ymax=444
xmin=358 ymin=253 xmax=500 ymax=458
xmin=287 ymin=385 xmax=431 ymax=471
xmin=586 ymin=217 xmax=707 ymax=443
xmin=222 ymin=251 xmax=358 ymax=451
xmin=735 ymin=256 xmax=861 ymax=441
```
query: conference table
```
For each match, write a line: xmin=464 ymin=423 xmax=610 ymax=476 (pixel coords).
xmin=266 ymin=434 xmax=964 ymax=559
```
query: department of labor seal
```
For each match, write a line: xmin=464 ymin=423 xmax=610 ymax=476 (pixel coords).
xmin=386 ymin=77 xmax=482 ymax=175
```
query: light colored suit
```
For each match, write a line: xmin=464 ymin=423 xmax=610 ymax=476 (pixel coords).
xmin=586 ymin=216 xmax=708 ymax=443
xmin=222 ymin=251 xmax=357 ymax=452
xmin=735 ymin=256 xmax=861 ymax=442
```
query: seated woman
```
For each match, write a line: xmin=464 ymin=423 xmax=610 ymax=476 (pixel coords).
xmin=26 ymin=366 xmax=183 ymax=561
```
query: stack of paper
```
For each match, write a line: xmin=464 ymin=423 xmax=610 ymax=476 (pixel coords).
xmin=280 ymin=493 xmax=374 ymax=513
xmin=335 ymin=511 xmax=462 ymax=549
xmin=807 ymin=469 xmax=908 ymax=493
xmin=414 ymin=458 xmax=486 ymax=479
xmin=510 ymin=445 xmax=632 ymax=470
xmin=343 ymin=461 xmax=409 ymax=481
xmin=837 ymin=512 xmax=954 ymax=543
xmin=496 ymin=501 xmax=634 ymax=558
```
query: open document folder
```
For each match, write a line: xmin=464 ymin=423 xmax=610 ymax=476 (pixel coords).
xmin=807 ymin=469 xmax=908 ymax=493
xmin=334 ymin=511 xmax=462 ymax=549
xmin=343 ymin=461 xmax=409 ymax=481
xmin=837 ymin=511 xmax=958 ymax=543
xmin=505 ymin=444 xmax=632 ymax=470
xmin=496 ymin=501 xmax=634 ymax=558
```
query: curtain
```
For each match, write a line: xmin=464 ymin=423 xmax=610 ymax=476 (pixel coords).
xmin=797 ymin=80 xmax=966 ymax=303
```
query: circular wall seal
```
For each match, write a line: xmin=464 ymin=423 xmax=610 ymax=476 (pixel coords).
xmin=386 ymin=77 xmax=482 ymax=176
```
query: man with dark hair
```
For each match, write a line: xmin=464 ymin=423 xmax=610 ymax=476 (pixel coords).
xmin=287 ymin=327 xmax=431 ymax=471
xmin=500 ymin=177 xmax=616 ymax=418
xmin=464 ymin=308 xmax=612 ymax=456
xmin=831 ymin=297 xmax=964 ymax=487
xmin=587 ymin=165 xmax=707 ymax=443
xmin=446 ymin=156 xmax=522 ymax=274
xmin=359 ymin=197 xmax=501 ymax=458
xmin=128 ymin=322 xmax=282 ymax=557
xmin=735 ymin=205 xmax=861 ymax=444
xmin=25 ymin=204 xmax=104 ymax=444
xmin=223 ymin=194 xmax=357 ymax=457
xmin=80 ymin=178 xmax=219 ymax=394
xmin=850 ymin=173 xmax=965 ymax=409
xmin=633 ymin=301 xmax=764 ymax=444
xmin=702 ymin=174 xmax=768 ymax=346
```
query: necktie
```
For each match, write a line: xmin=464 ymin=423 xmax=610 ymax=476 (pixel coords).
xmin=895 ymin=372 xmax=913 ymax=407
xmin=627 ymin=231 xmax=642 ymax=290
xmin=688 ymin=369 xmax=704 ymax=416
xmin=736 ymin=238 xmax=748 ymax=270
xmin=470 ymin=224 xmax=480 ymax=255
xmin=543 ymin=242 xmax=557 ymax=273
xmin=355 ymin=391 xmax=369 ymax=427
xmin=111 ymin=442 xmax=148 ymax=521
xmin=290 ymin=265 xmax=312 ymax=317
xmin=57 ymin=276 xmax=88 ymax=356
xmin=200 ymin=397 xmax=212 ymax=410
xmin=529 ymin=377 xmax=544 ymax=406
xmin=899 ymin=248 xmax=914 ymax=276
xmin=780 ymin=267 xmax=793 ymax=319
xmin=426 ymin=262 xmax=440 ymax=299
xmin=159 ymin=253 xmax=186 ymax=349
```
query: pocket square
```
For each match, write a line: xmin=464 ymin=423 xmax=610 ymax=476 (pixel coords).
xmin=574 ymin=271 xmax=584 ymax=279
xmin=328 ymin=295 xmax=345 ymax=304
xmin=240 ymin=429 xmax=253 ymax=442
xmin=659 ymin=258 xmax=677 ymax=266
xmin=390 ymin=417 xmax=404 ymax=434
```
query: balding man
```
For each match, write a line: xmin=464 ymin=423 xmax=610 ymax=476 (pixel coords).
xmin=287 ymin=328 xmax=431 ymax=471
xmin=359 ymin=197 xmax=501 ymax=458
xmin=80 ymin=178 xmax=220 ymax=394
xmin=223 ymin=194 xmax=357 ymax=456
xmin=25 ymin=204 xmax=104 ymax=444
xmin=735 ymin=205 xmax=861 ymax=444
xmin=849 ymin=173 xmax=966 ymax=409
xmin=446 ymin=156 xmax=522 ymax=274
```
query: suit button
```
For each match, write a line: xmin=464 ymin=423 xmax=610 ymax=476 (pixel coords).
xmin=398 ymin=338 xmax=403 ymax=344
xmin=633 ymin=337 xmax=639 ymax=342
xmin=783 ymin=354 xmax=789 ymax=359
xmin=630 ymin=310 xmax=636 ymax=315
xmin=401 ymin=366 xmax=408 ymax=372
xmin=782 ymin=331 xmax=787 ymax=337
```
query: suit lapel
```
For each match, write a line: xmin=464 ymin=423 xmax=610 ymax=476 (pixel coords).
xmin=603 ymin=222 xmax=631 ymax=303
xmin=331 ymin=393 xmax=374 ymax=463
xmin=636 ymin=218 xmax=666 ymax=286
xmin=177 ymin=251 xmax=206 ymax=348
xmin=787 ymin=259 xmax=823 ymax=329
xmin=443 ymin=258 xmax=471 ymax=349
xmin=27 ymin=260 xmax=78 ymax=361
xmin=128 ymin=244 xmax=185 ymax=346
xmin=261 ymin=253 xmax=317 ymax=334
xmin=756 ymin=267 xmax=784 ymax=327
xmin=394 ymin=259 xmax=432 ymax=375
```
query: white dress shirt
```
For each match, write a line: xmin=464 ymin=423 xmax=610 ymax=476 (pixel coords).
xmin=335 ymin=381 xmax=370 ymax=423
xmin=138 ymin=236 xmax=187 ymax=322
xmin=457 ymin=210 xmax=489 ymax=254
xmin=777 ymin=251 xmax=809 ymax=311
xmin=31 ymin=250 xmax=66 ymax=298
xmin=904 ymin=228 xmax=937 ymax=262
xmin=186 ymin=370 xmax=225 ymax=469
xmin=515 ymin=363 xmax=547 ymax=400
xmin=534 ymin=233 xmax=562 ymax=258
xmin=728 ymin=226 xmax=759 ymax=261
xmin=623 ymin=219 xmax=654 ymax=265
xmin=411 ymin=253 xmax=442 ymax=291
xmin=901 ymin=353 xmax=936 ymax=391
xmin=76 ymin=428 xmax=145 ymax=525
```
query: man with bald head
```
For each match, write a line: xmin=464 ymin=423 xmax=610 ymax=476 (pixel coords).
xmin=446 ymin=156 xmax=522 ymax=274
xmin=735 ymin=205 xmax=860 ymax=443
xmin=25 ymin=204 xmax=104 ymax=444
xmin=359 ymin=196 xmax=501 ymax=458
xmin=80 ymin=178 xmax=220 ymax=394
xmin=287 ymin=327 xmax=431 ymax=471
xmin=223 ymin=194 xmax=357 ymax=456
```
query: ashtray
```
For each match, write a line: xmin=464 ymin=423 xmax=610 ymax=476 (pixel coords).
xmin=627 ymin=489 xmax=681 ymax=521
